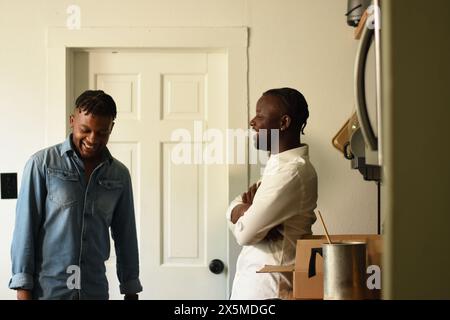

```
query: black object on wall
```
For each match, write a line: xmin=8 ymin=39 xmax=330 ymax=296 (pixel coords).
xmin=346 ymin=0 xmax=372 ymax=27
xmin=1 ymin=173 xmax=18 ymax=199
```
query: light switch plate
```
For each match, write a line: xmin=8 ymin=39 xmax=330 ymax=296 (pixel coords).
xmin=1 ymin=173 xmax=18 ymax=199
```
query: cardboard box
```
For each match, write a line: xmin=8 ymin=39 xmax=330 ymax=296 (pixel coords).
xmin=257 ymin=234 xmax=382 ymax=300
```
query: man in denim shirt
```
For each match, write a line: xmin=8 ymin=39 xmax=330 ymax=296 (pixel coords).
xmin=9 ymin=90 xmax=143 ymax=300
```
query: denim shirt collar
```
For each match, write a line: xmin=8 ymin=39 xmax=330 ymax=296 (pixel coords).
xmin=60 ymin=135 xmax=113 ymax=164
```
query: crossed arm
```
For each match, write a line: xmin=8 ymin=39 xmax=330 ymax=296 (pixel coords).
xmin=230 ymin=182 xmax=259 ymax=224
xmin=227 ymin=170 xmax=300 ymax=245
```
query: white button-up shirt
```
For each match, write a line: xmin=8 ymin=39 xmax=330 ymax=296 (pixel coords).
xmin=226 ymin=145 xmax=318 ymax=299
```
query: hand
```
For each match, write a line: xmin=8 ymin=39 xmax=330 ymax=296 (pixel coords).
xmin=241 ymin=182 xmax=260 ymax=205
xmin=17 ymin=289 xmax=32 ymax=300
xmin=230 ymin=203 xmax=251 ymax=224
xmin=231 ymin=182 xmax=261 ymax=224
xmin=124 ymin=293 xmax=139 ymax=300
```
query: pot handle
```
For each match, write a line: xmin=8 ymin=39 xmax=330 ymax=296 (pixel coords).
xmin=308 ymin=247 xmax=323 ymax=278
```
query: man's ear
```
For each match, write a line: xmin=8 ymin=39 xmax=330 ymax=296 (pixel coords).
xmin=280 ymin=115 xmax=292 ymax=131
xmin=110 ymin=121 xmax=115 ymax=133
xmin=69 ymin=114 xmax=74 ymax=129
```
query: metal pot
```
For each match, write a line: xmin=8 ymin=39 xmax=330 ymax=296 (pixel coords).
xmin=309 ymin=241 xmax=367 ymax=300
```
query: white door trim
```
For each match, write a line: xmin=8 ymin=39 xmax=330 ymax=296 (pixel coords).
xmin=46 ymin=27 xmax=248 ymax=298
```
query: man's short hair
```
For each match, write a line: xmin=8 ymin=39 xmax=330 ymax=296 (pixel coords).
xmin=263 ymin=87 xmax=309 ymax=134
xmin=75 ymin=90 xmax=117 ymax=120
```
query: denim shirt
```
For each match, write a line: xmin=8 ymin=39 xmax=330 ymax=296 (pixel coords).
xmin=9 ymin=136 xmax=142 ymax=299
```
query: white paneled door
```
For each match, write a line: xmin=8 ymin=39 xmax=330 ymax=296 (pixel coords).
xmin=74 ymin=50 xmax=229 ymax=299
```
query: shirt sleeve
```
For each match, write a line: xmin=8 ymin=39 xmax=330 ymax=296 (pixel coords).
xmin=9 ymin=157 xmax=46 ymax=290
xmin=110 ymin=170 xmax=143 ymax=295
xmin=230 ymin=168 xmax=302 ymax=246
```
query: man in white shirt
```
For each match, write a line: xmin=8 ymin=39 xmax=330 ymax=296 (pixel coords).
xmin=226 ymin=87 xmax=318 ymax=299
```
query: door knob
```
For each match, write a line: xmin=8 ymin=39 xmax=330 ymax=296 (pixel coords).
xmin=209 ymin=259 xmax=225 ymax=274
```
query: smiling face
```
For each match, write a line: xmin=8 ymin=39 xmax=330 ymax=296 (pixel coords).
xmin=249 ymin=95 xmax=286 ymax=151
xmin=70 ymin=108 xmax=114 ymax=161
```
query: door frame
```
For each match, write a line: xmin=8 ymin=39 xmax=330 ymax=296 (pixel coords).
xmin=46 ymin=27 xmax=248 ymax=298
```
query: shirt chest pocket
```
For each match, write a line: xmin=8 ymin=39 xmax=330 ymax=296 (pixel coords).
xmin=95 ymin=179 xmax=123 ymax=221
xmin=47 ymin=168 xmax=80 ymax=208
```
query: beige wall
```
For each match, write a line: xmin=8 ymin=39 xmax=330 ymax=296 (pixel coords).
xmin=382 ymin=0 xmax=450 ymax=299
xmin=0 ymin=0 xmax=377 ymax=299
